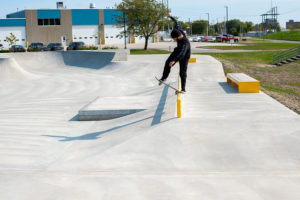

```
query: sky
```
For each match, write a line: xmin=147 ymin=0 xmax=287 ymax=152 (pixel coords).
xmin=1 ymin=0 xmax=299 ymax=28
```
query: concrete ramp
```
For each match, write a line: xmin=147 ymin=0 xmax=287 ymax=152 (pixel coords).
xmin=78 ymin=96 xmax=152 ymax=121
xmin=0 ymin=54 xmax=300 ymax=200
xmin=0 ymin=57 xmax=39 ymax=81
xmin=1 ymin=50 xmax=127 ymax=70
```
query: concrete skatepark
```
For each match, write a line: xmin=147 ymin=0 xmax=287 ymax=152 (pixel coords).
xmin=0 ymin=50 xmax=300 ymax=200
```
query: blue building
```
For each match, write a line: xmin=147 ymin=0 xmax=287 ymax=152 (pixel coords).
xmin=0 ymin=3 xmax=150 ymax=48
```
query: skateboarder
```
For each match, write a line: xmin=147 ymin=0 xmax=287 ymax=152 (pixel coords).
xmin=158 ymin=14 xmax=191 ymax=93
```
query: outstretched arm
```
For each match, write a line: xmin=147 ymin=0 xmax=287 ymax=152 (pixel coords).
xmin=166 ymin=14 xmax=182 ymax=31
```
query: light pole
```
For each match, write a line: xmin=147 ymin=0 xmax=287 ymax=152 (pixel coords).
xmin=123 ymin=12 xmax=127 ymax=49
xmin=225 ymin=6 xmax=228 ymax=34
xmin=205 ymin=13 xmax=209 ymax=36
xmin=168 ymin=0 xmax=171 ymax=33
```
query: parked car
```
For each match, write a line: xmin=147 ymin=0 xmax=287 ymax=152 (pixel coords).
xmin=0 ymin=44 xmax=4 ymax=50
xmin=9 ymin=45 xmax=25 ymax=52
xmin=196 ymin=36 xmax=205 ymax=42
xmin=46 ymin=43 xmax=63 ymax=51
xmin=163 ymin=37 xmax=173 ymax=42
xmin=192 ymin=37 xmax=199 ymax=42
xmin=216 ymin=34 xmax=239 ymax=43
xmin=187 ymin=36 xmax=194 ymax=42
xmin=28 ymin=42 xmax=46 ymax=51
xmin=67 ymin=42 xmax=85 ymax=50
xmin=201 ymin=36 xmax=216 ymax=42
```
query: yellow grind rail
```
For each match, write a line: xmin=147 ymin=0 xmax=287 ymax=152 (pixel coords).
xmin=177 ymin=75 xmax=182 ymax=118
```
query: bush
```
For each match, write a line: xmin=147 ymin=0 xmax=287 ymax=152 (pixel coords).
xmin=78 ymin=46 xmax=99 ymax=50
xmin=27 ymin=48 xmax=41 ymax=52
xmin=102 ymin=46 xmax=119 ymax=50
xmin=0 ymin=50 xmax=12 ymax=53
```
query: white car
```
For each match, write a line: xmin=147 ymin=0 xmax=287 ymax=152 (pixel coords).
xmin=187 ymin=37 xmax=194 ymax=42
xmin=163 ymin=38 xmax=173 ymax=42
xmin=207 ymin=36 xmax=216 ymax=42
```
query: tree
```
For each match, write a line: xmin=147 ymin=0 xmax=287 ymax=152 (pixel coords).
xmin=191 ymin=20 xmax=207 ymax=35
xmin=227 ymin=19 xmax=241 ymax=36
xmin=116 ymin=0 xmax=169 ymax=50
xmin=6 ymin=33 xmax=17 ymax=47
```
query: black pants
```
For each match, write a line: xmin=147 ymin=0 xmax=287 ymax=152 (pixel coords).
xmin=161 ymin=51 xmax=190 ymax=91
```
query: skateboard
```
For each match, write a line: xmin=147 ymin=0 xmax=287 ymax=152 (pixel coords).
xmin=155 ymin=77 xmax=183 ymax=94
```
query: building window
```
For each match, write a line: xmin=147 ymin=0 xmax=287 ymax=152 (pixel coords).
xmin=90 ymin=37 xmax=93 ymax=39
xmin=79 ymin=37 xmax=82 ymax=39
xmin=38 ymin=18 xmax=61 ymax=26
xmin=74 ymin=37 xmax=77 ymax=39
xmin=38 ymin=19 xmax=43 ymax=25
xmin=44 ymin=19 xmax=49 ymax=26
xmin=50 ymin=19 xmax=55 ymax=25
xmin=84 ymin=37 xmax=87 ymax=39
xmin=22 ymin=39 xmax=25 ymax=41
xmin=55 ymin=19 xmax=60 ymax=25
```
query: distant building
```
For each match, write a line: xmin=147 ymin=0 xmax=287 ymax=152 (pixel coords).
xmin=0 ymin=3 xmax=154 ymax=48
xmin=286 ymin=20 xmax=300 ymax=29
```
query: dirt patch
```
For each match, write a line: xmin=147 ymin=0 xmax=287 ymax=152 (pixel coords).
xmin=221 ymin=60 xmax=300 ymax=114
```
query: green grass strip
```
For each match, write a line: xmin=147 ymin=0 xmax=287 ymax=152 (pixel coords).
xmin=131 ymin=49 xmax=170 ymax=55
xmin=198 ymin=41 xmax=299 ymax=50
xmin=261 ymin=83 xmax=298 ymax=95
xmin=262 ymin=30 xmax=300 ymax=41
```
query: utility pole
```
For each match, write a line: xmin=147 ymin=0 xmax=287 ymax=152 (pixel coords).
xmin=205 ymin=13 xmax=209 ymax=36
xmin=225 ymin=6 xmax=228 ymax=34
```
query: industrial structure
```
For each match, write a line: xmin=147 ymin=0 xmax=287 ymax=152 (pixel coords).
xmin=0 ymin=2 xmax=153 ymax=49
xmin=261 ymin=7 xmax=279 ymax=32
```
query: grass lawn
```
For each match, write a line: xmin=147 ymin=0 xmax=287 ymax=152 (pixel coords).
xmin=197 ymin=40 xmax=299 ymax=50
xmin=131 ymin=49 xmax=170 ymax=55
xmin=261 ymin=30 xmax=300 ymax=41
xmin=196 ymin=51 xmax=300 ymax=113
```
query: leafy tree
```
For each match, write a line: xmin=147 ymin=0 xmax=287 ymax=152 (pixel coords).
xmin=227 ymin=19 xmax=241 ymax=36
xmin=6 ymin=33 xmax=17 ymax=47
xmin=116 ymin=0 xmax=169 ymax=50
xmin=191 ymin=20 xmax=207 ymax=35
xmin=243 ymin=21 xmax=254 ymax=33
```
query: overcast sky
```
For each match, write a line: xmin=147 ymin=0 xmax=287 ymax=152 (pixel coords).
xmin=1 ymin=0 xmax=299 ymax=28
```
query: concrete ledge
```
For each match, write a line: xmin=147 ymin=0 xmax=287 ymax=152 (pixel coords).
xmin=78 ymin=96 xmax=150 ymax=121
xmin=189 ymin=58 xmax=197 ymax=63
xmin=227 ymin=73 xmax=260 ymax=93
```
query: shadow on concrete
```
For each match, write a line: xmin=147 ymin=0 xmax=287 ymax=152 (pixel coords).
xmin=61 ymin=51 xmax=115 ymax=69
xmin=69 ymin=114 xmax=79 ymax=121
xmin=218 ymin=82 xmax=238 ymax=94
xmin=42 ymin=85 xmax=175 ymax=141
xmin=42 ymin=116 xmax=154 ymax=141
xmin=151 ymin=86 xmax=169 ymax=126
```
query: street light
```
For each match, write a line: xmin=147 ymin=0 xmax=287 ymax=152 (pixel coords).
xmin=123 ymin=11 xmax=127 ymax=49
xmin=225 ymin=6 xmax=228 ymax=34
xmin=205 ymin=13 xmax=209 ymax=36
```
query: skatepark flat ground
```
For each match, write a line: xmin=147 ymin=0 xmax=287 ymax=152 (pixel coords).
xmin=0 ymin=52 xmax=300 ymax=200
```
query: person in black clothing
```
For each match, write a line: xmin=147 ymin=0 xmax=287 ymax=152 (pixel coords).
xmin=159 ymin=14 xmax=191 ymax=93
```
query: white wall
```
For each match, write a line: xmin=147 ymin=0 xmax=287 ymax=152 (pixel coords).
xmin=104 ymin=25 xmax=129 ymax=45
xmin=72 ymin=26 xmax=99 ymax=46
xmin=134 ymin=36 xmax=154 ymax=44
xmin=0 ymin=27 xmax=26 ymax=49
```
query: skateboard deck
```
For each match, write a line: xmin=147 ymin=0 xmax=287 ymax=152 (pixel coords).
xmin=155 ymin=76 xmax=182 ymax=94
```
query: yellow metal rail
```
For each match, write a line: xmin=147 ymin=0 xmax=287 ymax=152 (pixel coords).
xmin=177 ymin=75 xmax=182 ymax=118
